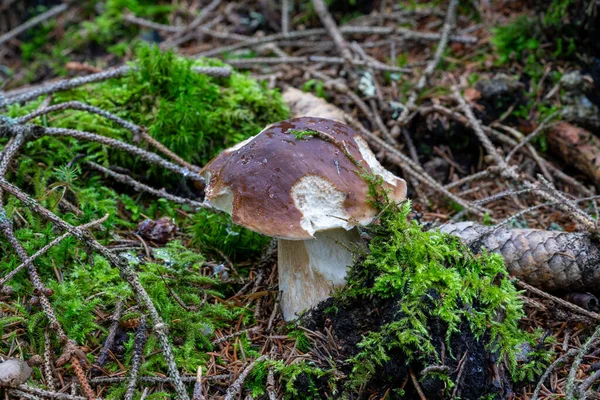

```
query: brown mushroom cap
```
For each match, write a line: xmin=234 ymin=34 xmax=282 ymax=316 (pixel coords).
xmin=201 ymin=117 xmax=406 ymax=240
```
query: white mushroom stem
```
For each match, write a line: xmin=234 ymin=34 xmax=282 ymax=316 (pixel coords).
xmin=277 ymin=227 xmax=360 ymax=321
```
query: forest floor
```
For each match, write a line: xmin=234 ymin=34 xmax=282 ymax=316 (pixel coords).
xmin=1 ymin=0 xmax=600 ymax=399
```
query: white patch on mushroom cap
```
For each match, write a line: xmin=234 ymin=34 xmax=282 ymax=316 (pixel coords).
xmin=207 ymin=186 xmax=233 ymax=214
xmin=354 ymin=135 xmax=403 ymax=187
xmin=291 ymin=175 xmax=350 ymax=236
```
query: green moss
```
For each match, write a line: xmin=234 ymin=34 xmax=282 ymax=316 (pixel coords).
xmin=247 ymin=359 xmax=333 ymax=400
xmin=491 ymin=16 xmax=541 ymax=65
xmin=338 ymin=200 xmax=551 ymax=391
xmin=288 ymin=128 xmax=319 ymax=140
xmin=0 ymin=45 xmax=288 ymax=393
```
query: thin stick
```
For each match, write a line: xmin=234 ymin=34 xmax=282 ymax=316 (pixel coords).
xmin=194 ymin=26 xmax=477 ymax=58
xmin=444 ymin=170 xmax=491 ymax=190
xmin=41 ymin=127 xmax=204 ymax=183
xmin=12 ymin=385 xmax=87 ymax=400
xmin=85 ymin=162 xmax=209 ymax=209
xmin=227 ymin=55 xmax=410 ymax=72
xmin=95 ymin=300 xmax=124 ymax=368
xmin=281 ymin=0 xmax=289 ymax=35
xmin=44 ymin=329 xmax=57 ymax=391
xmin=493 ymin=122 xmax=553 ymax=182
xmin=192 ymin=367 xmax=205 ymax=400
xmin=1 ymin=67 xmax=131 ymax=108
xmin=580 ymin=369 xmax=600 ymax=393
xmin=18 ymin=100 xmax=202 ymax=173
xmin=452 ymin=86 xmax=508 ymax=171
xmin=1 ymin=66 xmax=230 ymax=108
xmin=125 ymin=316 xmax=147 ymax=400
xmin=212 ymin=327 xmax=260 ymax=345
xmin=397 ymin=0 xmax=460 ymax=125
xmin=409 ymin=368 xmax=427 ymax=400
xmin=0 ymin=206 xmax=66 ymax=339
xmin=566 ymin=324 xmax=600 ymax=399
xmin=267 ymin=367 xmax=278 ymax=400
xmin=311 ymin=0 xmax=352 ymax=60
xmin=90 ymin=374 xmax=233 ymax=384
xmin=0 ymin=214 xmax=109 ymax=287
xmin=504 ymin=112 xmax=557 ymax=162
xmin=0 ymin=3 xmax=69 ymax=46
xmin=531 ymin=348 xmax=578 ymax=400
xmin=224 ymin=356 xmax=266 ymax=400
xmin=515 ymin=279 xmax=600 ymax=321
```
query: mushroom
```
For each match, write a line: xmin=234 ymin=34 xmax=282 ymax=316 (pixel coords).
xmin=201 ymin=117 xmax=406 ymax=320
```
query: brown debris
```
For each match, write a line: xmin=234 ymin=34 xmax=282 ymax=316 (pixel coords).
xmin=547 ymin=122 xmax=600 ymax=188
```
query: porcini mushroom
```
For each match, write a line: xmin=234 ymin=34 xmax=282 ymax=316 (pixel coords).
xmin=201 ymin=117 xmax=406 ymax=320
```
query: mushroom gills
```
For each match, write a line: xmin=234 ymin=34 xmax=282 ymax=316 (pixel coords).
xmin=277 ymin=227 xmax=360 ymax=321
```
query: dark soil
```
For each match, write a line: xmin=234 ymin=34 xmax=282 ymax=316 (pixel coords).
xmin=302 ymin=293 xmax=511 ymax=399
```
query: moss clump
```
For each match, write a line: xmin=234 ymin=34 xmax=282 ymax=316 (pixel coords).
xmin=46 ymin=45 xmax=289 ymax=169
xmin=246 ymin=358 xmax=334 ymax=400
xmin=301 ymin=201 xmax=551 ymax=398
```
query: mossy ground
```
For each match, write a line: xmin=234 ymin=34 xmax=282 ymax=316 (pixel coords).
xmin=1 ymin=1 xmax=577 ymax=398
xmin=0 ymin=45 xmax=288 ymax=398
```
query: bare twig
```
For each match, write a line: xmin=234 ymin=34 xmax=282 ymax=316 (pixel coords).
xmin=89 ymin=374 xmax=233 ymax=385
xmin=95 ymin=300 xmax=124 ymax=369
xmin=504 ymin=112 xmax=557 ymax=162
xmin=228 ymin=55 xmax=410 ymax=72
xmin=566 ymin=324 xmax=600 ymax=399
xmin=0 ymin=214 xmax=109 ymax=288
xmin=12 ymin=385 xmax=87 ymax=400
xmin=580 ymin=369 xmax=600 ymax=393
xmin=192 ymin=367 xmax=205 ymax=400
xmin=212 ymin=327 xmax=260 ymax=345
xmin=43 ymin=329 xmax=57 ymax=391
xmin=41 ymin=127 xmax=204 ymax=183
xmin=311 ymin=0 xmax=352 ymax=60
xmin=0 ymin=3 xmax=69 ymax=46
xmin=224 ymin=356 xmax=266 ymax=400
xmin=85 ymin=162 xmax=209 ymax=209
xmin=530 ymin=349 xmax=578 ymax=400
xmin=125 ymin=316 xmax=147 ymax=400
xmin=1 ymin=67 xmax=131 ymax=108
xmin=397 ymin=0 xmax=460 ymax=125
xmin=2 ymin=66 xmax=231 ymax=108
xmin=194 ymin=26 xmax=476 ymax=57
xmin=409 ymin=368 xmax=427 ymax=400
xmin=267 ymin=366 xmax=278 ymax=400
xmin=452 ymin=86 xmax=508 ymax=171
xmin=281 ymin=0 xmax=289 ymax=35
xmin=515 ymin=279 xmax=600 ymax=321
